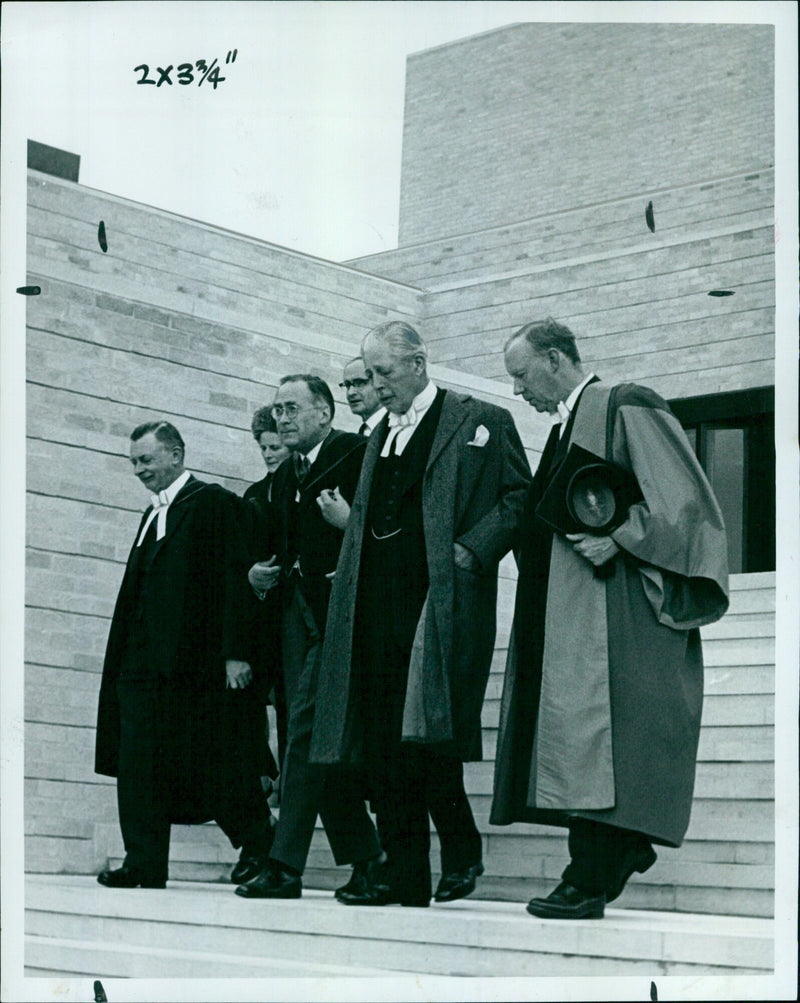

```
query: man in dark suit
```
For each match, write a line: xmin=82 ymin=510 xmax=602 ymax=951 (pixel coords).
xmin=237 ymin=376 xmax=383 ymax=899
xmin=310 ymin=323 xmax=531 ymax=907
xmin=340 ymin=356 xmax=386 ymax=436
xmin=95 ymin=421 xmax=274 ymax=889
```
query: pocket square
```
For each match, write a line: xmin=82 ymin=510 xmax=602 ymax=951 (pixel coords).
xmin=468 ymin=424 xmax=490 ymax=447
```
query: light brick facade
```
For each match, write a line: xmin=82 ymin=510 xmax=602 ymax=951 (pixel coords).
xmin=398 ymin=23 xmax=773 ymax=246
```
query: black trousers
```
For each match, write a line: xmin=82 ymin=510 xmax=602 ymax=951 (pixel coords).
xmin=269 ymin=585 xmax=380 ymax=873
xmin=372 ymin=741 xmax=482 ymax=903
xmin=562 ymin=817 xmax=653 ymax=896
xmin=357 ymin=594 xmax=482 ymax=903
xmin=116 ymin=677 xmax=269 ymax=880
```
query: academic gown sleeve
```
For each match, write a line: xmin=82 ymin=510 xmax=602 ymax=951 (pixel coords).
xmin=608 ymin=388 xmax=729 ymax=630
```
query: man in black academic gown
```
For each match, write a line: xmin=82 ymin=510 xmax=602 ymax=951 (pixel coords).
xmin=95 ymin=421 xmax=274 ymax=888
xmin=236 ymin=376 xmax=383 ymax=899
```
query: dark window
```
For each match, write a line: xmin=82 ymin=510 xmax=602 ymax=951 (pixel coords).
xmin=668 ymin=388 xmax=775 ymax=574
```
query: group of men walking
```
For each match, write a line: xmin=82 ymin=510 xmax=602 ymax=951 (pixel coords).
xmin=94 ymin=318 xmax=729 ymax=919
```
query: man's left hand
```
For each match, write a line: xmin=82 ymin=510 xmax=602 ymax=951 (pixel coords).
xmin=226 ymin=659 xmax=253 ymax=689
xmin=454 ymin=542 xmax=481 ymax=572
xmin=566 ymin=533 xmax=620 ymax=566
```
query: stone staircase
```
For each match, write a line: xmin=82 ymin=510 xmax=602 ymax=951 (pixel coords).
xmin=25 ymin=875 xmax=773 ymax=979
xmin=24 ymin=573 xmax=776 ymax=978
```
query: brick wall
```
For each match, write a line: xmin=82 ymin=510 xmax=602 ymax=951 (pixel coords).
xmin=350 ymin=170 xmax=775 ymax=402
xmin=398 ymin=23 xmax=773 ymax=247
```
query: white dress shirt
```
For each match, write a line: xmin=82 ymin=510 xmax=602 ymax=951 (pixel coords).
xmin=136 ymin=469 xmax=191 ymax=546
xmin=557 ymin=372 xmax=596 ymax=437
xmin=381 ymin=381 xmax=437 ymax=457
xmin=300 ymin=432 xmax=327 ymax=469
xmin=361 ymin=406 xmax=387 ymax=436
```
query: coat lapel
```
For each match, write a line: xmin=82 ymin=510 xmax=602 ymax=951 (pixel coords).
xmin=425 ymin=390 xmax=470 ymax=473
xmin=353 ymin=415 xmax=388 ymax=504
xmin=299 ymin=429 xmax=362 ymax=503
xmin=146 ymin=476 xmax=202 ymax=567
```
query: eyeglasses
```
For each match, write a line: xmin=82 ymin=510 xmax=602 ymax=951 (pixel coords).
xmin=338 ymin=378 xmax=371 ymax=390
xmin=271 ymin=403 xmax=320 ymax=420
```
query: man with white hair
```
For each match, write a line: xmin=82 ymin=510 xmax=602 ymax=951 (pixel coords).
xmin=311 ymin=322 xmax=530 ymax=907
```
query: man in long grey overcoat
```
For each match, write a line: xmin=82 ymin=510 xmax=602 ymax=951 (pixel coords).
xmin=310 ymin=321 xmax=530 ymax=906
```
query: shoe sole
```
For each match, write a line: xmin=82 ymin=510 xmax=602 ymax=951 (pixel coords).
xmin=337 ymin=895 xmax=430 ymax=907
xmin=434 ymin=879 xmax=476 ymax=903
xmin=97 ymin=878 xmax=166 ymax=889
xmin=526 ymin=900 xmax=605 ymax=920
xmin=234 ymin=887 xmax=301 ymax=899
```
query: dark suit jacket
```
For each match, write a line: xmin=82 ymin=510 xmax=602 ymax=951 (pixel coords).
xmin=269 ymin=428 xmax=367 ymax=636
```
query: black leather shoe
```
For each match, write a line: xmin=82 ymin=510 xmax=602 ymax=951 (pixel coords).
xmin=97 ymin=865 xmax=166 ymax=889
xmin=339 ymin=887 xmax=430 ymax=907
xmin=605 ymin=844 xmax=657 ymax=903
xmin=434 ymin=861 xmax=485 ymax=903
xmin=526 ymin=881 xmax=605 ymax=919
xmin=335 ymin=854 xmax=388 ymax=903
xmin=235 ymin=862 xmax=301 ymax=899
xmin=337 ymin=877 xmax=429 ymax=908
xmin=231 ymin=817 xmax=277 ymax=884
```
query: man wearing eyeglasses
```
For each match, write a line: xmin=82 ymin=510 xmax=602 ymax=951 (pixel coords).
xmin=340 ymin=357 xmax=385 ymax=437
xmin=237 ymin=375 xmax=384 ymax=900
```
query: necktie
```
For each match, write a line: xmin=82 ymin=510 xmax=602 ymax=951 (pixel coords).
xmin=295 ymin=454 xmax=311 ymax=483
xmin=359 ymin=422 xmax=369 ymax=437
xmin=137 ymin=490 xmax=170 ymax=546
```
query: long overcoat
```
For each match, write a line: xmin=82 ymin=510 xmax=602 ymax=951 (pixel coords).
xmin=310 ymin=389 xmax=531 ymax=765
xmin=94 ymin=476 xmax=269 ymax=822
xmin=490 ymin=383 xmax=729 ymax=846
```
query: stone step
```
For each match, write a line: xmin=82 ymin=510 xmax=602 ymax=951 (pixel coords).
xmin=25 ymin=875 xmax=773 ymax=978
xmin=112 ymin=830 xmax=775 ymax=896
xmin=24 ymin=934 xmax=407 ymax=978
xmin=117 ymin=856 xmax=772 ymax=922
